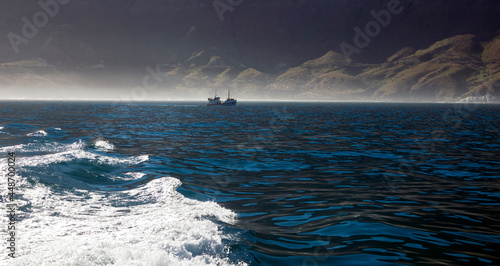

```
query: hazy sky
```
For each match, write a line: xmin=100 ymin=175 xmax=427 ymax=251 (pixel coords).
xmin=1 ymin=0 xmax=499 ymax=100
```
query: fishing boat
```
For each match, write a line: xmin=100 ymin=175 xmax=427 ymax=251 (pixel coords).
xmin=207 ymin=95 xmax=221 ymax=105
xmin=207 ymin=90 xmax=237 ymax=106
xmin=222 ymin=90 xmax=237 ymax=106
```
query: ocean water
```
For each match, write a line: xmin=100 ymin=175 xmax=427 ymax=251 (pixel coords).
xmin=1 ymin=101 xmax=499 ymax=265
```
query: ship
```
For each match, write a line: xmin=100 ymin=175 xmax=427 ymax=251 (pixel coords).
xmin=207 ymin=90 xmax=237 ymax=106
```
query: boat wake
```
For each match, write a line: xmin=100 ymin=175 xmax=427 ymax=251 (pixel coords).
xmin=0 ymin=138 xmax=244 ymax=265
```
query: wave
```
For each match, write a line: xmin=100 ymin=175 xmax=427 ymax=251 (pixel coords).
xmin=93 ymin=139 xmax=115 ymax=151
xmin=20 ymin=149 xmax=149 ymax=168
xmin=0 ymin=138 xmax=244 ymax=265
xmin=1 ymin=140 xmax=146 ymax=170
xmin=0 ymin=125 xmax=63 ymax=137
xmin=2 ymin=177 xmax=242 ymax=265
xmin=0 ymin=140 xmax=85 ymax=154
xmin=26 ymin=130 xmax=48 ymax=137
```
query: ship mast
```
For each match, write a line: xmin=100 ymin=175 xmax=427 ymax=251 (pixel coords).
xmin=228 ymin=90 xmax=231 ymax=99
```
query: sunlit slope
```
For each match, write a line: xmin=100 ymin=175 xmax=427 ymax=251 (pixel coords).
xmin=272 ymin=34 xmax=500 ymax=101
xmin=364 ymin=34 xmax=484 ymax=101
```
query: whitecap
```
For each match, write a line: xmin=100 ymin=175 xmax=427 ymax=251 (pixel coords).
xmin=18 ymin=149 xmax=148 ymax=169
xmin=0 ymin=140 xmax=86 ymax=154
xmin=119 ymin=172 xmax=147 ymax=181
xmin=93 ymin=139 xmax=115 ymax=151
xmin=27 ymin=130 xmax=48 ymax=137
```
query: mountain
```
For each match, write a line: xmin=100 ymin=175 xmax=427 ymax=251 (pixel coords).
xmin=0 ymin=0 xmax=499 ymax=101
xmin=362 ymin=33 xmax=500 ymax=102
xmin=227 ymin=33 xmax=500 ymax=102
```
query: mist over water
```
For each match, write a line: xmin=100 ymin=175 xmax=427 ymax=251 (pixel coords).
xmin=1 ymin=101 xmax=499 ymax=265
xmin=0 ymin=86 xmax=216 ymax=102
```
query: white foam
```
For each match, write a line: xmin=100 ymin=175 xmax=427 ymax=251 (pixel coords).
xmin=0 ymin=139 xmax=243 ymax=265
xmin=94 ymin=139 xmax=115 ymax=151
xmin=0 ymin=140 xmax=86 ymax=154
xmin=120 ymin=172 xmax=147 ymax=181
xmin=0 ymin=177 xmax=243 ymax=266
xmin=0 ymin=139 xmax=149 ymax=188
xmin=27 ymin=130 xmax=48 ymax=137
xmin=18 ymin=150 xmax=149 ymax=169
xmin=8 ymin=140 xmax=147 ymax=169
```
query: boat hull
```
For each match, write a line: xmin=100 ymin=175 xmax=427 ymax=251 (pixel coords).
xmin=207 ymin=90 xmax=236 ymax=106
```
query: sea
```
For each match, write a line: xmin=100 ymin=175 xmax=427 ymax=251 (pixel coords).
xmin=1 ymin=101 xmax=499 ymax=266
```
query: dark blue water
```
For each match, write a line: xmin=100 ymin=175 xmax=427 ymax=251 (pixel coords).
xmin=1 ymin=101 xmax=499 ymax=265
